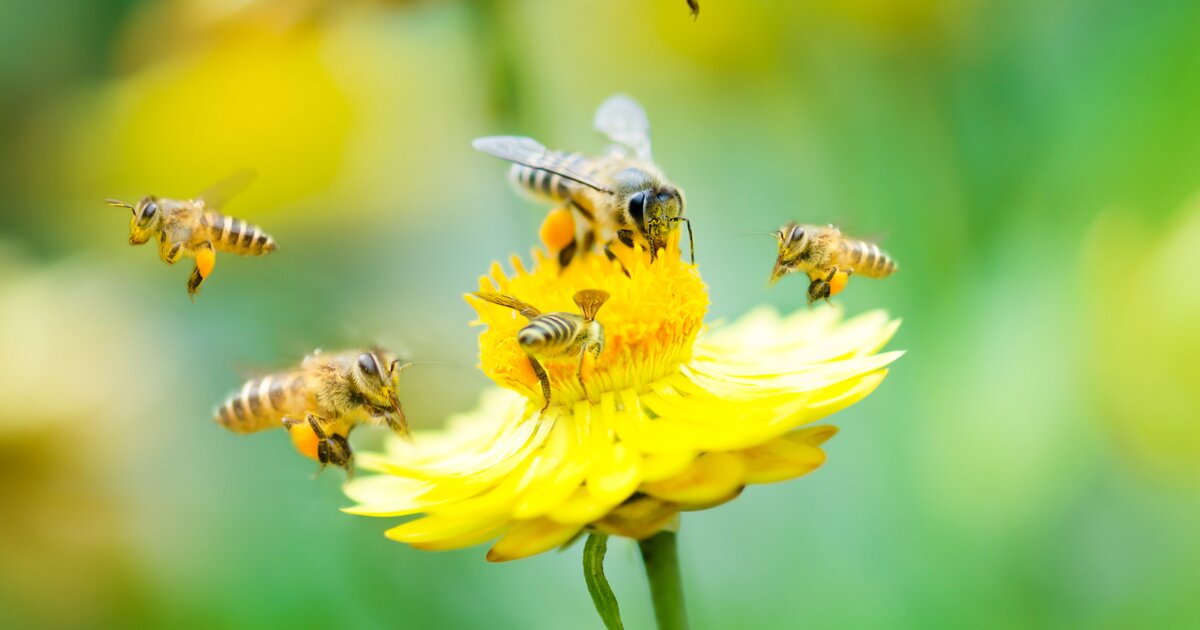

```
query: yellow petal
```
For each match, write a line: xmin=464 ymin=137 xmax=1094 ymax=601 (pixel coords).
xmin=594 ymin=496 xmax=680 ymax=540
xmin=547 ymin=486 xmax=625 ymax=525
xmin=736 ymin=426 xmax=834 ymax=484
xmin=640 ymin=452 xmax=746 ymax=505
xmin=486 ymin=519 xmax=583 ymax=562
xmin=385 ymin=513 xmax=510 ymax=548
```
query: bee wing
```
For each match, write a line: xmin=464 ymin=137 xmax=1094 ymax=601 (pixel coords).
xmin=195 ymin=169 xmax=257 ymax=209
xmin=594 ymin=94 xmax=653 ymax=161
xmin=471 ymin=292 xmax=542 ymax=320
xmin=573 ymin=289 xmax=610 ymax=321
xmin=473 ymin=136 xmax=611 ymax=193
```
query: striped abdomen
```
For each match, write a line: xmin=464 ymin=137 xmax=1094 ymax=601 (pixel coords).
xmin=216 ymin=372 xmax=308 ymax=433
xmin=517 ymin=313 xmax=584 ymax=356
xmin=835 ymin=239 xmax=897 ymax=279
xmin=202 ymin=212 xmax=277 ymax=256
xmin=509 ymin=152 xmax=594 ymax=203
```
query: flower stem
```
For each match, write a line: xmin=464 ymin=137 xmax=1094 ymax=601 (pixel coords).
xmin=639 ymin=531 xmax=689 ymax=630
xmin=583 ymin=534 xmax=625 ymax=629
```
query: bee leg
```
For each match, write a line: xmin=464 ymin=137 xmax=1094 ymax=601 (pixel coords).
xmin=617 ymin=229 xmax=636 ymax=248
xmin=577 ymin=349 xmax=590 ymax=404
xmin=558 ymin=238 xmax=578 ymax=269
xmin=526 ymin=354 xmax=552 ymax=411
xmin=159 ymin=235 xmax=186 ymax=265
xmin=807 ymin=268 xmax=836 ymax=305
xmin=185 ymin=242 xmax=217 ymax=300
xmin=603 ymin=242 xmax=632 ymax=278
xmin=305 ymin=413 xmax=354 ymax=478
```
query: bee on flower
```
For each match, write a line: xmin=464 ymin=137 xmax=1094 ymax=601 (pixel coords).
xmin=343 ymin=233 xmax=902 ymax=562
xmin=471 ymin=289 xmax=610 ymax=410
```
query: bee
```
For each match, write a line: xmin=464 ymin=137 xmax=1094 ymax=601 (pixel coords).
xmin=769 ymin=222 xmax=898 ymax=304
xmin=471 ymin=290 xmax=609 ymax=410
xmin=473 ymin=94 xmax=694 ymax=268
xmin=106 ymin=171 xmax=276 ymax=299
xmin=215 ymin=348 xmax=412 ymax=475
xmin=687 ymin=0 xmax=700 ymax=19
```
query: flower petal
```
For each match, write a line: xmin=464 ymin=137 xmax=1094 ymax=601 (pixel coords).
xmin=640 ymin=452 xmax=746 ymax=506
xmin=736 ymin=426 xmax=835 ymax=484
xmin=486 ymin=518 xmax=583 ymax=562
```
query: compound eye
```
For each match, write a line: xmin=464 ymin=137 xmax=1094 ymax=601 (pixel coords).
xmin=357 ymin=352 xmax=381 ymax=380
xmin=628 ymin=192 xmax=647 ymax=226
xmin=141 ymin=202 xmax=157 ymax=221
xmin=790 ymin=225 xmax=805 ymax=241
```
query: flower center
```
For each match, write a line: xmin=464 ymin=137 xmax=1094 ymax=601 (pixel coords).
xmin=470 ymin=242 xmax=708 ymax=410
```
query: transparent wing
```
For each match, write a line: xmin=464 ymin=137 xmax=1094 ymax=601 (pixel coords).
xmin=473 ymin=136 xmax=611 ymax=193
xmin=196 ymin=169 xmax=257 ymax=209
xmin=594 ymin=94 xmax=652 ymax=161
xmin=471 ymin=292 xmax=542 ymax=319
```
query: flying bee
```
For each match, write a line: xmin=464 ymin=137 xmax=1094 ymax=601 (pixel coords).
xmin=215 ymin=348 xmax=413 ymax=476
xmin=106 ymin=171 xmax=276 ymax=299
xmin=769 ymin=222 xmax=898 ymax=304
xmin=473 ymin=94 xmax=694 ymax=268
xmin=471 ymin=290 xmax=609 ymax=410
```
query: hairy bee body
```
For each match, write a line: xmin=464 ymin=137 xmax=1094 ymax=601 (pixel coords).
xmin=199 ymin=209 xmax=277 ymax=256
xmin=771 ymin=223 xmax=897 ymax=303
xmin=108 ymin=172 xmax=277 ymax=298
xmin=214 ymin=349 xmax=412 ymax=474
xmin=509 ymin=151 xmax=595 ymax=204
xmin=518 ymin=312 xmax=600 ymax=358
xmin=831 ymin=236 xmax=898 ymax=279
xmin=475 ymin=95 xmax=692 ymax=266
xmin=216 ymin=369 xmax=311 ymax=434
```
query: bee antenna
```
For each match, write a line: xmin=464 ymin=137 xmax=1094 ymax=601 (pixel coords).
xmin=106 ymin=198 xmax=134 ymax=210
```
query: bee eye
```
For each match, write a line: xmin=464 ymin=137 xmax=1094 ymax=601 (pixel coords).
xmin=141 ymin=203 xmax=157 ymax=221
xmin=356 ymin=353 xmax=380 ymax=379
xmin=628 ymin=192 xmax=647 ymax=226
xmin=790 ymin=226 xmax=805 ymax=241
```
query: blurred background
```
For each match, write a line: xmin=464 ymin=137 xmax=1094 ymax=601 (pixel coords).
xmin=2 ymin=0 xmax=1199 ymax=627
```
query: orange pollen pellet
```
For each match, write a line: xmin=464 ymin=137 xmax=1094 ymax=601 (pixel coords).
xmin=287 ymin=422 xmax=321 ymax=462
xmin=828 ymin=271 xmax=851 ymax=297
xmin=539 ymin=208 xmax=576 ymax=252
xmin=196 ymin=248 xmax=216 ymax=278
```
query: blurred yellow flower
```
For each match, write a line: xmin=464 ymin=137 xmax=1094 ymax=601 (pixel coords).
xmin=343 ymin=243 xmax=901 ymax=562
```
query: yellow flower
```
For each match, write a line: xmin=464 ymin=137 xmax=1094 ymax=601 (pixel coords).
xmin=343 ymin=241 xmax=902 ymax=562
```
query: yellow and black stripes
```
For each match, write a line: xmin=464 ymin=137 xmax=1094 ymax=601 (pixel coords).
xmin=509 ymin=152 xmax=592 ymax=202
xmin=518 ymin=314 xmax=581 ymax=355
xmin=202 ymin=212 xmax=277 ymax=256
xmin=216 ymin=373 xmax=303 ymax=433
xmin=837 ymin=239 xmax=897 ymax=278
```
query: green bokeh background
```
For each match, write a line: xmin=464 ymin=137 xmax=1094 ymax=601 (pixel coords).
xmin=3 ymin=0 xmax=1199 ymax=627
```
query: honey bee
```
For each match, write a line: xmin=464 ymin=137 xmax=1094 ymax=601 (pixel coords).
xmin=769 ymin=222 xmax=898 ymax=304
xmin=106 ymin=171 xmax=276 ymax=299
xmin=215 ymin=348 xmax=412 ymax=475
xmin=473 ymin=94 xmax=693 ymax=268
xmin=471 ymin=290 xmax=609 ymax=410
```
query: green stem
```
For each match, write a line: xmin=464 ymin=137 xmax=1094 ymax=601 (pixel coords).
xmin=639 ymin=532 xmax=689 ymax=630
xmin=584 ymin=534 xmax=624 ymax=630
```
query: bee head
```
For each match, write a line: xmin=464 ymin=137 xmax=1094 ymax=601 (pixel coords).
xmin=353 ymin=349 xmax=408 ymax=425
xmin=770 ymin=222 xmax=808 ymax=285
xmin=628 ymin=186 xmax=686 ymax=261
xmin=128 ymin=196 xmax=161 ymax=245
